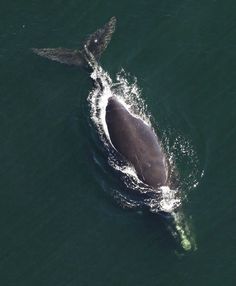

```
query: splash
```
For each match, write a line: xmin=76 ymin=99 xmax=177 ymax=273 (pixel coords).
xmin=159 ymin=186 xmax=181 ymax=213
xmin=162 ymin=131 xmax=203 ymax=200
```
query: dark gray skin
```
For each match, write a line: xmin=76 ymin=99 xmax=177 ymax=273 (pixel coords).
xmin=106 ymin=96 xmax=168 ymax=189
xmin=32 ymin=17 xmax=117 ymax=68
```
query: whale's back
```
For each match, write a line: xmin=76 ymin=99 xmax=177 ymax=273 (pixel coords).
xmin=105 ymin=96 xmax=168 ymax=189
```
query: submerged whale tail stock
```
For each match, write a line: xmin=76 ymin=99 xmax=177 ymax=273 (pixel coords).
xmin=32 ymin=16 xmax=116 ymax=67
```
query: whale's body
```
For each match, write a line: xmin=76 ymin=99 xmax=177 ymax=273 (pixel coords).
xmin=106 ymin=96 xmax=168 ymax=188
xmin=32 ymin=17 xmax=194 ymax=251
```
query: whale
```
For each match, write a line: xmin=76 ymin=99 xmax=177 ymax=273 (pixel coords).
xmin=32 ymin=17 xmax=193 ymax=251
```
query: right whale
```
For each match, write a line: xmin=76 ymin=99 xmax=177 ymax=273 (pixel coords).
xmin=32 ymin=17 xmax=194 ymax=251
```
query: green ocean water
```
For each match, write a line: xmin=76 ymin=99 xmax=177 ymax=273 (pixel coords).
xmin=0 ymin=0 xmax=235 ymax=285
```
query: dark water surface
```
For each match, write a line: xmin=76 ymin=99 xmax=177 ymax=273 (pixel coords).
xmin=0 ymin=1 xmax=235 ymax=285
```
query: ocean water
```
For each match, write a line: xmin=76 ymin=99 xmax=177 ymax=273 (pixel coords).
xmin=0 ymin=0 xmax=235 ymax=285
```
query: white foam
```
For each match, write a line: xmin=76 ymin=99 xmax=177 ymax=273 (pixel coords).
xmin=86 ymin=58 xmax=200 ymax=213
xmin=159 ymin=186 xmax=181 ymax=213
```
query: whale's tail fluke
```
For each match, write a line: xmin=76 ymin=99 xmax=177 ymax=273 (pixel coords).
xmin=32 ymin=16 xmax=116 ymax=67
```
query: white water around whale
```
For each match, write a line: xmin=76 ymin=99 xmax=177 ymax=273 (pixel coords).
xmin=87 ymin=61 xmax=202 ymax=213
xmin=86 ymin=57 xmax=201 ymax=250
